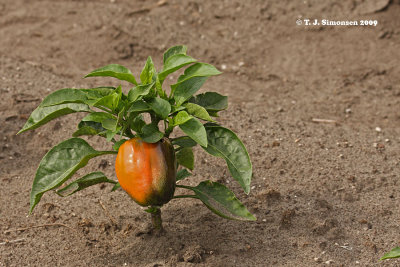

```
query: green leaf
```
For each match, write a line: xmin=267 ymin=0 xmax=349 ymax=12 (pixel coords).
xmin=113 ymin=139 xmax=127 ymax=151
xmin=82 ymin=112 xmax=118 ymax=131
xmin=140 ymin=56 xmax=156 ymax=84
xmin=130 ymin=114 xmax=146 ymax=133
xmin=189 ymin=92 xmax=228 ymax=112
xmin=72 ymin=121 xmax=106 ymax=137
xmin=179 ymin=118 xmax=207 ymax=147
xmin=147 ymin=97 xmax=171 ymax=119
xmin=163 ymin=45 xmax=187 ymax=64
xmin=85 ymin=64 xmax=137 ymax=85
xmin=128 ymin=100 xmax=150 ymax=113
xmin=381 ymin=247 xmax=400 ymax=260
xmin=30 ymin=138 xmax=115 ymax=213
xmin=158 ymin=54 xmax=197 ymax=82
xmin=128 ymin=82 xmax=155 ymax=102
xmin=81 ymin=87 xmax=116 ymax=99
xmin=203 ymin=124 xmax=252 ymax=194
xmin=40 ymin=88 xmax=89 ymax=106
xmin=111 ymin=182 xmax=121 ymax=192
xmin=173 ymin=76 xmax=208 ymax=106
xmin=179 ymin=181 xmax=256 ymax=221
xmin=18 ymin=103 xmax=90 ymax=134
xmin=140 ymin=124 xmax=164 ymax=143
xmin=172 ymin=136 xmax=197 ymax=148
xmin=176 ymin=147 xmax=194 ymax=170
xmin=56 ymin=172 xmax=117 ymax=197
xmin=176 ymin=168 xmax=192 ymax=181
xmin=173 ymin=111 xmax=193 ymax=126
xmin=172 ymin=63 xmax=221 ymax=91
xmin=87 ymin=86 xmax=122 ymax=112
xmin=183 ymin=103 xmax=214 ymax=122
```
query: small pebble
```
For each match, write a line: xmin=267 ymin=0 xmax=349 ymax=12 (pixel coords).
xmin=345 ymin=108 xmax=352 ymax=113
xmin=375 ymin=127 xmax=382 ymax=132
xmin=221 ymin=64 xmax=227 ymax=70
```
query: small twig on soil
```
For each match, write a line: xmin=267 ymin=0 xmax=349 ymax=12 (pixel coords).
xmin=3 ymin=223 xmax=76 ymax=234
xmin=99 ymin=200 xmax=117 ymax=225
xmin=126 ymin=0 xmax=167 ymax=15
xmin=0 ymin=238 xmax=25 ymax=245
xmin=311 ymin=118 xmax=338 ymax=124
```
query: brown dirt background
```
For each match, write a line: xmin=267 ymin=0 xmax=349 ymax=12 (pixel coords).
xmin=1 ymin=0 xmax=400 ymax=266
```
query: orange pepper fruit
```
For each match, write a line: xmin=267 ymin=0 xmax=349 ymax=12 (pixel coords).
xmin=115 ymin=137 xmax=176 ymax=206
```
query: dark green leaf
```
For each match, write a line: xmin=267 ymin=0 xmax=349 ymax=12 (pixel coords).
xmin=111 ymin=182 xmax=121 ymax=192
xmin=172 ymin=111 xmax=192 ymax=126
xmin=131 ymin=114 xmax=146 ymax=133
xmin=140 ymin=124 xmax=164 ymax=143
xmin=176 ymin=147 xmax=194 ymax=170
xmin=140 ymin=56 xmax=156 ymax=84
xmin=85 ymin=64 xmax=137 ymax=85
xmin=163 ymin=45 xmax=187 ymax=64
xmin=18 ymin=103 xmax=90 ymax=134
xmin=171 ymin=105 xmax=186 ymax=114
xmin=128 ymin=100 xmax=150 ymax=113
xmin=147 ymin=97 xmax=171 ymax=119
xmin=128 ymin=82 xmax=155 ymax=102
xmin=189 ymin=92 xmax=228 ymax=112
xmin=173 ymin=76 xmax=208 ymax=106
xmin=172 ymin=63 xmax=221 ymax=90
xmin=56 ymin=172 xmax=117 ymax=197
xmin=87 ymin=86 xmax=122 ymax=112
xmin=180 ymin=181 xmax=256 ymax=221
xmin=72 ymin=121 xmax=106 ymax=137
xmin=203 ymin=124 xmax=252 ymax=194
xmin=113 ymin=139 xmax=127 ymax=151
xmin=183 ymin=103 xmax=214 ymax=122
xmin=158 ymin=54 xmax=197 ymax=82
xmin=381 ymin=247 xmax=400 ymax=260
xmin=172 ymin=136 xmax=197 ymax=148
xmin=176 ymin=168 xmax=192 ymax=181
xmin=40 ymin=88 xmax=89 ymax=106
xmin=30 ymin=138 xmax=115 ymax=213
xmin=179 ymin=118 xmax=207 ymax=147
xmin=82 ymin=112 xmax=118 ymax=131
xmin=80 ymin=87 xmax=116 ymax=99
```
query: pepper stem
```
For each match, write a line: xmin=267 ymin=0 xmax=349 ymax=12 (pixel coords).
xmin=150 ymin=206 xmax=163 ymax=232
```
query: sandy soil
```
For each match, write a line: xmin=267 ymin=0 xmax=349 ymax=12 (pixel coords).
xmin=1 ymin=0 xmax=400 ymax=266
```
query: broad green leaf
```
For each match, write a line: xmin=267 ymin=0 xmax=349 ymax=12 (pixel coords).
xmin=72 ymin=121 xmax=106 ymax=137
xmin=171 ymin=63 xmax=221 ymax=92
xmin=140 ymin=56 xmax=156 ymax=84
xmin=171 ymin=105 xmax=186 ymax=114
xmin=176 ymin=168 xmax=192 ymax=181
xmin=173 ymin=76 xmax=208 ymax=106
xmin=87 ymin=86 xmax=122 ymax=112
xmin=81 ymin=87 xmax=116 ymax=99
xmin=179 ymin=181 xmax=256 ymax=221
xmin=173 ymin=111 xmax=192 ymax=126
xmin=163 ymin=45 xmax=187 ymax=64
xmin=140 ymin=124 xmax=163 ymax=143
xmin=158 ymin=54 xmax=197 ymax=82
xmin=179 ymin=118 xmax=207 ymax=147
xmin=189 ymin=92 xmax=228 ymax=112
xmin=113 ymin=139 xmax=127 ymax=151
xmin=155 ymin=75 xmax=166 ymax=98
xmin=381 ymin=247 xmax=400 ymax=260
xmin=56 ymin=172 xmax=117 ymax=197
xmin=131 ymin=114 xmax=146 ymax=133
xmin=147 ymin=97 xmax=171 ymax=119
xmin=176 ymin=147 xmax=194 ymax=170
xmin=85 ymin=64 xmax=137 ymax=85
xmin=203 ymin=124 xmax=252 ymax=194
xmin=183 ymin=103 xmax=214 ymax=122
xmin=128 ymin=82 xmax=155 ymax=102
xmin=40 ymin=88 xmax=88 ymax=106
xmin=128 ymin=100 xmax=150 ymax=113
xmin=18 ymin=103 xmax=90 ymax=134
xmin=82 ymin=112 xmax=118 ymax=131
xmin=111 ymin=182 xmax=121 ymax=191
xmin=30 ymin=138 xmax=116 ymax=213
xmin=172 ymin=136 xmax=197 ymax=148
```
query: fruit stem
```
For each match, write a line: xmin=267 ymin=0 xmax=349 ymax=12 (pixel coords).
xmin=150 ymin=206 xmax=163 ymax=232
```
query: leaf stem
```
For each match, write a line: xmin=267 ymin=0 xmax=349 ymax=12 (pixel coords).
xmin=176 ymin=184 xmax=193 ymax=190
xmin=173 ymin=195 xmax=198 ymax=199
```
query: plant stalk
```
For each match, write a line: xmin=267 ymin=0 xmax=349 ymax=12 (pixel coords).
xmin=150 ymin=206 xmax=163 ymax=232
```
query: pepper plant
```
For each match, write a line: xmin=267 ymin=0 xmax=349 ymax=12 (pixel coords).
xmin=18 ymin=45 xmax=255 ymax=231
